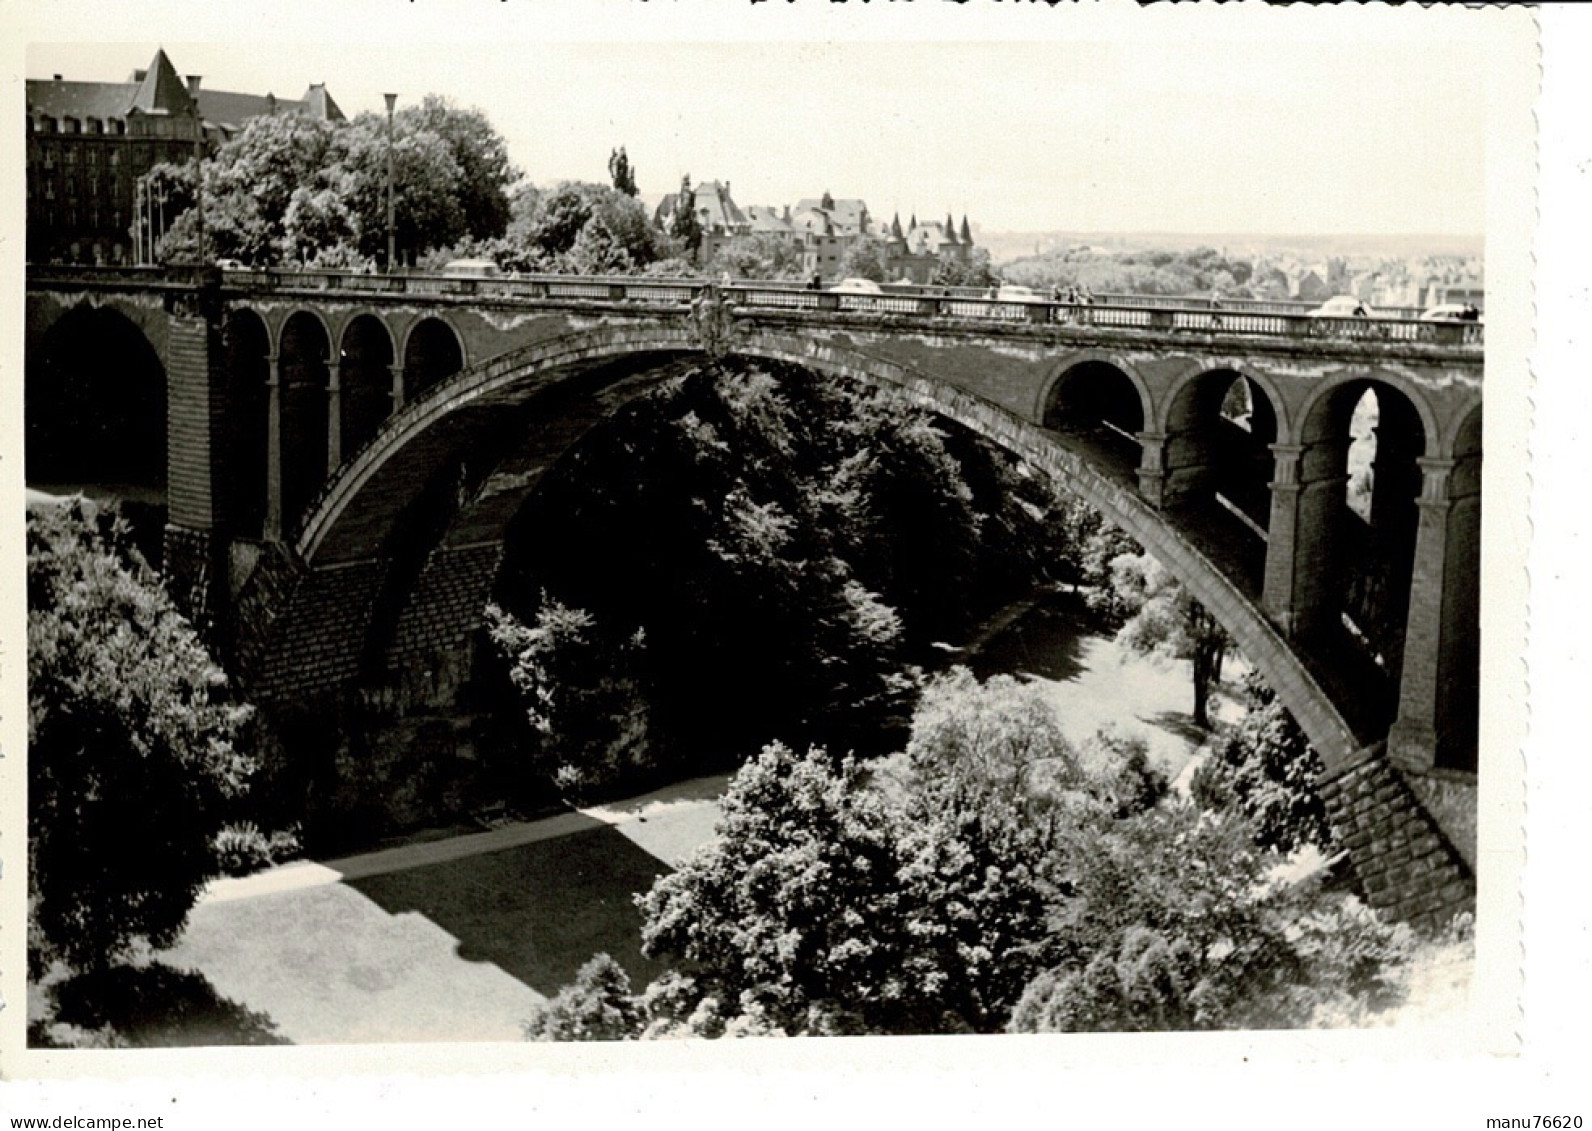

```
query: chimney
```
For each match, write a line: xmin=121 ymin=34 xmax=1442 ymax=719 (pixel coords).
xmin=186 ymin=75 xmax=202 ymax=97
xmin=133 ymin=69 xmax=147 ymax=82
xmin=53 ymin=73 xmax=63 ymax=81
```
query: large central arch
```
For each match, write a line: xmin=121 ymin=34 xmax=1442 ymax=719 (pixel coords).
xmin=256 ymin=323 xmax=1363 ymax=772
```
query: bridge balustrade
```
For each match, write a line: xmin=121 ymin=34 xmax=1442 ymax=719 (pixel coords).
xmin=736 ymin=288 xmax=822 ymax=311
xmin=831 ymin=292 xmax=926 ymax=316
xmin=622 ymin=282 xmax=698 ymax=304
xmin=29 ymin=264 xmax=1483 ymax=349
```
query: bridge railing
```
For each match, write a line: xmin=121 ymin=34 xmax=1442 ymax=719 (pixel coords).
xmin=29 ymin=264 xmax=1483 ymax=349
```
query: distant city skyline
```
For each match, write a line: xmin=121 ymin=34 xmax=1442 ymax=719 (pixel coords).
xmin=25 ymin=20 xmax=1489 ymax=238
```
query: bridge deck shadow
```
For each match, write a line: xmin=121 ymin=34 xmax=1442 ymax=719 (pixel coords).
xmin=345 ymin=820 xmax=674 ymax=996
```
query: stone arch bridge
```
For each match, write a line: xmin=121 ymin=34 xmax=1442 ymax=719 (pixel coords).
xmin=25 ymin=266 xmax=1484 ymax=928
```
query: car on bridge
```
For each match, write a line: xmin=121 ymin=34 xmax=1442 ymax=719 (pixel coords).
xmin=215 ymin=258 xmax=246 ymax=271
xmin=442 ymin=258 xmax=503 ymax=278
xmin=1420 ymin=303 xmax=1482 ymax=322
xmin=1307 ymin=295 xmax=1378 ymax=318
xmin=827 ymin=277 xmax=883 ymax=295
xmin=996 ymin=284 xmax=1044 ymax=303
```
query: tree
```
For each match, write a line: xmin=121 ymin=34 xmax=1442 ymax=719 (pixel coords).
xmin=669 ymin=175 xmax=703 ymax=261
xmin=485 ymin=597 xmax=650 ymax=797
xmin=1008 ymin=802 xmax=1413 ymax=1033
xmin=505 ymin=181 xmax=659 ymax=272
xmin=280 ymin=182 xmax=359 ymax=267
xmin=401 ymin=94 xmax=519 ymax=241
xmin=636 ymin=672 xmax=1090 ymax=1036
xmin=815 ymin=412 xmax=985 ymax=640
xmin=1107 ymin=551 xmax=1229 ymax=728
xmin=886 ymin=670 xmax=1090 ymax=1029
xmin=637 ymin=742 xmax=917 ymax=1036
xmin=932 ymin=247 xmax=997 ymax=289
xmin=155 ymin=94 xmax=518 ymax=268
xmin=1079 ymin=520 xmax=1142 ymax=621
xmin=154 ymin=113 xmax=342 ymax=264
xmin=337 ymin=115 xmax=468 ymax=265
xmin=524 ymin=953 xmax=645 ymax=1041
xmin=539 ymin=666 xmax=1417 ymax=1038
xmin=835 ymin=237 xmax=891 ymax=283
xmin=608 ymin=146 xmax=639 ymax=197
xmin=1190 ymin=670 xmax=1333 ymax=854
xmin=490 ymin=360 xmax=1061 ymax=776
xmin=28 ymin=500 xmax=255 ymax=975
xmin=702 ymin=233 xmax=803 ymax=281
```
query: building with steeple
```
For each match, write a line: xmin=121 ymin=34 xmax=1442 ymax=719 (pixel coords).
xmin=880 ymin=210 xmax=974 ymax=284
xmin=26 ymin=47 xmax=344 ymax=264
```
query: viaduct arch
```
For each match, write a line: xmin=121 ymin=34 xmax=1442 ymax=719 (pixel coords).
xmin=266 ymin=325 xmax=1373 ymax=772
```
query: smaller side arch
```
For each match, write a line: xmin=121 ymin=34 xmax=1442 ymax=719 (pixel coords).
xmin=1155 ymin=356 xmax=1292 ymax=445
xmin=1154 ymin=364 xmax=1283 ymax=546
xmin=221 ymin=307 xmax=273 ymax=539
xmin=338 ymin=313 xmax=399 ymax=460
xmin=1295 ymin=366 xmax=1443 ymax=460
xmin=401 ymin=316 xmax=468 ymax=402
xmin=278 ymin=309 xmax=335 ymax=532
xmin=1032 ymin=349 xmax=1153 ymax=429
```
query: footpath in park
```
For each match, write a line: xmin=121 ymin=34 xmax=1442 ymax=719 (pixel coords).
xmin=162 ymin=775 xmax=730 ymax=1045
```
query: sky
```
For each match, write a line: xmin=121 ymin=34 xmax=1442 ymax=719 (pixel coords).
xmin=22 ymin=8 xmax=1493 ymax=238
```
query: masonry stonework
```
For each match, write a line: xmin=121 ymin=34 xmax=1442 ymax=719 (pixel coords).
xmin=1317 ymin=748 xmax=1475 ymax=932
xmin=380 ymin=541 xmax=505 ymax=711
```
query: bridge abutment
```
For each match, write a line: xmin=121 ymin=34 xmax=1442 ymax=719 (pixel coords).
xmin=1317 ymin=747 xmax=1474 ymax=932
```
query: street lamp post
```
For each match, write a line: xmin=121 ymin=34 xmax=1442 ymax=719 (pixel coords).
xmin=193 ymin=133 xmax=207 ymax=266
xmin=384 ymin=92 xmax=398 ymax=273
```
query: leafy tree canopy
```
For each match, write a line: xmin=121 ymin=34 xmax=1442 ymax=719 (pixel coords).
xmin=28 ymin=499 xmax=255 ymax=975
xmin=1010 ymin=802 xmax=1410 ymax=1033
xmin=154 ymin=96 xmax=518 ymax=268
xmin=702 ymin=233 xmax=804 ymax=282
xmin=1190 ymin=670 xmax=1333 ymax=854
xmin=485 ymin=597 xmax=650 ymax=799
xmin=491 ymin=362 xmax=1063 ymax=775
xmin=494 ymin=180 xmax=661 ymax=274
xmin=401 ymin=94 xmax=520 ymax=241
xmin=668 ymin=175 xmax=703 ymax=260
xmin=608 ymin=146 xmax=639 ymax=197
xmin=1000 ymin=245 xmax=1259 ymax=299
xmin=538 ymin=669 xmax=1412 ymax=1039
xmin=835 ymin=238 xmax=892 ymax=284
xmin=933 ymin=247 xmax=998 ymax=289
xmin=1106 ymin=551 xmax=1229 ymax=728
